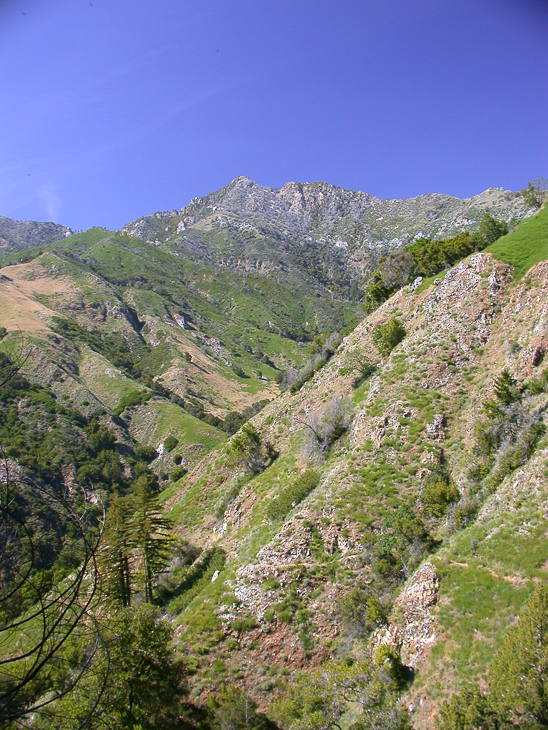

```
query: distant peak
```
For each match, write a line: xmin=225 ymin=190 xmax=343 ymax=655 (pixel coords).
xmin=230 ymin=175 xmax=255 ymax=186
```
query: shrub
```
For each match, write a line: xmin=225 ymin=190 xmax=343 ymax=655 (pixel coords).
xmin=266 ymin=469 xmax=320 ymax=521
xmin=228 ymin=423 xmax=277 ymax=475
xmin=372 ymin=318 xmax=406 ymax=356
xmin=477 ymin=213 xmax=508 ymax=246
xmin=135 ymin=444 xmax=157 ymax=463
xmin=284 ymin=332 xmax=341 ymax=393
xmin=113 ymin=389 xmax=152 ymax=416
xmin=231 ymin=616 xmax=259 ymax=633
xmin=170 ymin=466 xmax=188 ymax=482
xmin=339 ymin=349 xmax=376 ymax=387
xmin=302 ymin=396 xmax=354 ymax=458
xmin=163 ymin=435 xmax=178 ymax=452
xmin=422 ymin=476 xmax=459 ymax=517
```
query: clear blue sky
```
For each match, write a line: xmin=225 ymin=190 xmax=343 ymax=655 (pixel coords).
xmin=1 ymin=0 xmax=547 ymax=230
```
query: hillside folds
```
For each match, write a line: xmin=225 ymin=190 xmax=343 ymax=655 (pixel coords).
xmin=167 ymin=245 xmax=548 ymax=721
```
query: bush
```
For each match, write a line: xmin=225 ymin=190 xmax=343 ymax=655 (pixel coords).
xmin=228 ymin=423 xmax=277 ymax=475
xmin=113 ymin=389 xmax=151 ymax=416
xmin=135 ymin=444 xmax=157 ymax=463
xmin=339 ymin=349 xmax=376 ymax=387
xmin=170 ymin=466 xmax=188 ymax=481
xmin=266 ymin=469 xmax=320 ymax=521
xmin=284 ymin=332 xmax=341 ymax=393
xmin=372 ymin=318 xmax=406 ymax=356
xmin=302 ymin=396 xmax=354 ymax=458
xmin=163 ymin=435 xmax=178 ymax=452
xmin=422 ymin=476 xmax=459 ymax=517
xmin=478 ymin=212 xmax=508 ymax=246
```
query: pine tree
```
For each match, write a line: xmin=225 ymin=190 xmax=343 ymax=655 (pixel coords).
xmin=493 ymin=368 xmax=520 ymax=406
xmin=131 ymin=481 xmax=173 ymax=604
xmin=489 ymin=585 xmax=548 ymax=726
xmin=99 ymin=495 xmax=134 ymax=606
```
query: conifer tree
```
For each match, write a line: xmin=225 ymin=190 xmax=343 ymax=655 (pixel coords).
xmin=489 ymin=585 xmax=548 ymax=726
xmin=493 ymin=368 xmax=521 ymax=406
xmin=131 ymin=482 xmax=173 ymax=604
xmin=100 ymin=495 xmax=134 ymax=606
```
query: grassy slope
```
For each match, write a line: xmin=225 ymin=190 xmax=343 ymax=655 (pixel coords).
xmin=486 ymin=203 xmax=548 ymax=279
xmin=0 ymin=226 xmax=359 ymax=475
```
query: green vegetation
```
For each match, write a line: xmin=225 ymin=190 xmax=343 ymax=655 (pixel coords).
xmin=364 ymin=213 xmax=509 ymax=311
xmin=228 ymin=423 xmax=278 ymax=475
xmin=266 ymin=469 xmax=320 ymax=521
xmin=3 ymin=190 xmax=548 ymax=728
xmin=487 ymin=202 xmax=548 ymax=279
xmin=272 ymin=654 xmax=411 ymax=730
xmin=36 ymin=604 xmax=189 ymax=730
xmin=437 ymin=585 xmax=548 ymax=729
xmin=520 ymin=178 xmax=547 ymax=210
xmin=373 ymin=317 xmax=407 ymax=356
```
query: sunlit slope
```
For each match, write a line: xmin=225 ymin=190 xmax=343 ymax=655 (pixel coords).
xmin=163 ymin=230 xmax=548 ymax=721
xmin=486 ymin=202 xmax=548 ymax=279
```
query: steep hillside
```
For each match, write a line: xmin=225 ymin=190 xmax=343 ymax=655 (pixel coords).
xmin=160 ymin=204 xmax=548 ymax=724
xmin=0 ymin=187 xmax=544 ymax=728
xmin=0 ymin=215 xmax=72 ymax=254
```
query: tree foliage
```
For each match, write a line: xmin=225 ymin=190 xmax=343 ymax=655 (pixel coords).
xmin=372 ymin=318 xmax=406 ymax=357
xmin=489 ymin=585 xmax=548 ymax=726
xmin=520 ymin=178 xmax=547 ymax=210
xmin=228 ymin=423 xmax=277 ymax=475
xmin=437 ymin=585 xmax=548 ymax=729
xmin=37 ymin=604 xmax=188 ymax=730
xmin=271 ymin=656 xmax=410 ymax=730
xmin=478 ymin=213 xmax=508 ymax=246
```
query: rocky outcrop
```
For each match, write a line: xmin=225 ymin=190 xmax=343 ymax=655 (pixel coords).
xmin=373 ymin=563 xmax=439 ymax=668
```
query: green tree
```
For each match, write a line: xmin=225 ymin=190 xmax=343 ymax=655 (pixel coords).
xmin=100 ymin=496 xmax=134 ymax=607
xmin=421 ymin=475 xmax=459 ymax=518
xmin=229 ymin=423 xmax=277 ymax=475
xmin=131 ymin=483 xmax=174 ymax=604
xmin=493 ymin=368 xmax=521 ymax=406
xmin=478 ymin=213 xmax=508 ymax=246
xmin=520 ymin=179 xmax=547 ymax=210
xmin=489 ymin=585 xmax=548 ymax=726
xmin=340 ymin=349 xmax=376 ymax=387
xmin=40 ymin=605 xmax=188 ymax=730
xmin=436 ymin=685 xmax=498 ymax=730
xmin=437 ymin=586 xmax=548 ymax=729
xmin=372 ymin=318 xmax=406 ymax=357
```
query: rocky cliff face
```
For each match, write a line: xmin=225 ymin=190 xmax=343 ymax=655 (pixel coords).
xmin=0 ymin=216 xmax=72 ymax=255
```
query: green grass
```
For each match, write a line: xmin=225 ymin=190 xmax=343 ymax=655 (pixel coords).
xmin=486 ymin=204 xmax=548 ymax=279
xmin=151 ymin=401 xmax=225 ymax=451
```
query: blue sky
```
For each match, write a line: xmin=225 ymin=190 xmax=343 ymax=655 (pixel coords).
xmin=0 ymin=0 xmax=547 ymax=230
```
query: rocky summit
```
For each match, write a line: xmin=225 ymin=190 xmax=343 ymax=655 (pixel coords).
xmin=122 ymin=177 xmax=529 ymax=286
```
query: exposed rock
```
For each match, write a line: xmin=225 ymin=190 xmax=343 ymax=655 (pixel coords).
xmin=426 ymin=414 xmax=446 ymax=440
xmin=373 ymin=562 xmax=439 ymax=668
